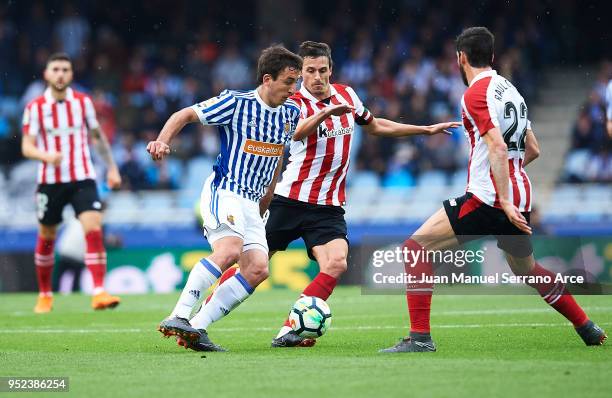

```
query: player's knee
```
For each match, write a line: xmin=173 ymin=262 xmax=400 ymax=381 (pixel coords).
xmin=38 ymin=225 xmax=57 ymax=240
xmin=242 ymin=262 xmax=269 ymax=286
xmin=214 ymin=248 xmax=242 ymax=268
xmin=508 ymin=260 xmax=533 ymax=276
xmin=323 ymin=253 xmax=347 ymax=278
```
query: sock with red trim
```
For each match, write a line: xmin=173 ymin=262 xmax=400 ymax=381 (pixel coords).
xmin=35 ymin=235 xmax=55 ymax=296
xmin=524 ymin=263 xmax=588 ymax=327
xmin=404 ymin=239 xmax=433 ymax=334
xmin=85 ymin=230 xmax=107 ymax=295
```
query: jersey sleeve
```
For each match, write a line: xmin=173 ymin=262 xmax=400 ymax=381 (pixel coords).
xmin=289 ymin=96 xmax=308 ymax=119
xmin=190 ymin=90 xmax=236 ymax=126
xmin=347 ymin=87 xmax=373 ymax=126
xmin=464 ymin=81 xmax=497 ymax=136
xmin=22 ymin=102 xmax=40 ymax=137
xmin=83 ymin=96 xmax=100 ymax=130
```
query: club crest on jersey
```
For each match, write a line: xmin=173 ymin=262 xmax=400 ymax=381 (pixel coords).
xmin=199 ymin=96 xmax=222 ymax=109
xmin=284 ymin=122 xmax=291 ymax=132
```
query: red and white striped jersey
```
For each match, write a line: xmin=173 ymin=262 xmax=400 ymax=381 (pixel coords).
xmin=275 ymin=83 xmax=373 ymax=206
xmin=22 ymin=87 xmax=98 ymax=185
xmin=461 ymin=70 xmax=532 ymax=212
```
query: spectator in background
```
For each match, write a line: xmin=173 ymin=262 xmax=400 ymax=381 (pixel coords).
xmin=0 ymin=0 xmax=584 ymax=192
xmin=572 ymin=110 xmax=598 ymax=150
xmin=91 ymin=89 xmax=117 ymax=143
xmin=564 ymin=65 xmax=612 ymax=183
xmin=212 ymin=45 xmax=251 ymax=90
xmin=54 ymin=3 xmax=90 ymax=58
xmin=606 ymin=78 xmax=612 ymax=138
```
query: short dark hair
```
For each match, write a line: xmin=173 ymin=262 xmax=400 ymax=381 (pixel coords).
xmin=46 ymin=52 xmax=72 ymax=67
xmin=456 ymin=27 xmax=495 ymax=68
xmin=299 ymin=41 xmax=333 ymax=68
xmin=256 ymin=45 xmax=302 ymax=84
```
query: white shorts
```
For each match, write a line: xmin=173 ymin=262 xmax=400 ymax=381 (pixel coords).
xmin=200 ymin=174 xmax=268 ymax=254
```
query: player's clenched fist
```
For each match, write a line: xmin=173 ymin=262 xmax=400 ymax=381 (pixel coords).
xmin=44 ymin=152 xmax=63 ymax=166
xmin=147 ymin=140 xmax=171 ymax=161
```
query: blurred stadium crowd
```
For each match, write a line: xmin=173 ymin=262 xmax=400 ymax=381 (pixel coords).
xmin=2 ymin=0 xmax=608 ymax=193
xmin=563 ymin=62 xmax=612 ymax=184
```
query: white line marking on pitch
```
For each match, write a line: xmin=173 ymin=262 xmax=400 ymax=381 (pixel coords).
xmin=5 ymin=305 xmax=612 ymax=318
xmin=1 ymin=322 xmax=610 ymax=334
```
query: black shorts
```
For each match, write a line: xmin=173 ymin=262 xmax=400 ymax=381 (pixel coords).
xmin=443 ymin=192 xmax=533 ymax=258
xmin=266 ymin=195 xmax=348 ymax=260
xmin=36 ymin=179 xmax=102 ymax=225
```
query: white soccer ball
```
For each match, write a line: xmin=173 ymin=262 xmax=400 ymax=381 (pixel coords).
xmin=289 ymin=296 xmax=332 ymax=338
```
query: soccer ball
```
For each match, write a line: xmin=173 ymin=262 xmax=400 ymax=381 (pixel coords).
xmin=289 ymin=296 xmax=332 ymax=338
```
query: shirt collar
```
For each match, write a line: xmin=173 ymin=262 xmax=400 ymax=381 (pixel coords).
xmin=254 ymin=87 xmax=280 ymax=112
xmin=470 ymin=69 xmax=497 ymax=87
xmin=299 ymin=83 xmax=337 ymax=103
xmin=44 ymin=87 xmax=74 ymax=103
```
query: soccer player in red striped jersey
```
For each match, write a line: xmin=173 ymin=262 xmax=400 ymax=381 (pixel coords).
xmin=201 ymin=41 xmax=459 ymax=349
xmin=21 ymin=53 xmax=122 ymax=313
xmin=380 ymin=27 xmax=606 ymax=353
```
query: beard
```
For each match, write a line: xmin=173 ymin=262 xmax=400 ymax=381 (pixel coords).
xmin=459 ymin=64 xmax=468 ymax=87
xmin=51 ymin=81 xmax=69 ymax=91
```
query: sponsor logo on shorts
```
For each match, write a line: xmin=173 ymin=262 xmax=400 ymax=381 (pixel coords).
xmin=227 ymin=214 xmax=235 ymax=225
xmin=93 ymin=201 xmax=102 ymax=210
xmin=449 ymin=198 xmax=457 ymax=206
xmin=243 ymin=139 xmax=283 ymax=157
xmin=189 ymin=289 xmax=200 ymax=299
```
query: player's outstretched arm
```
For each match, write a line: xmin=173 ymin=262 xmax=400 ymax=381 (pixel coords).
xmin=363 ymin=118 xmax=461 ymax=137
xmin=91 ymin=127 xmax=122 ymax=189
xmin=147 ymin=107 xmax=199 ymax=161
xmin=523 ymin=129 xmax=540 ymax=167
xmin=483 ymin=128 xmax=531 ymax=234
xmin=21 ymin=135 xmax=62 ymax=166
xmin=293 ymin=104 xmax=355 ymax=141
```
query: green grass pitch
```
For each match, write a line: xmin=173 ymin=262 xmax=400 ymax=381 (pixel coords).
xmin=1 ymin=288 xmax=610 ymax=397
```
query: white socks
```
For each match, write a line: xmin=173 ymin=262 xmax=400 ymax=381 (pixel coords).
xmin=171 ymin=258 xmax=221 ymax=319
xmin=190 ymin=272 xmax=254 ymax=331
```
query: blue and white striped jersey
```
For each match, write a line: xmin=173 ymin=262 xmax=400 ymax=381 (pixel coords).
xmin=190 ymin=89 xmax=301 ymax=201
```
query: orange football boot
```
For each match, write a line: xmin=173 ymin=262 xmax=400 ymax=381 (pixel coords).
xmin=91 ymin=291 xmax=121 ymax=310
xmin=34 ymin=295 xmax=54 ymax=313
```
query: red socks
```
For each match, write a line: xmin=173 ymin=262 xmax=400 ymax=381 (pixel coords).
xmin=35 ymin=235 xmax=55 ymax=295
xmin=85 ymin=230 xmax=107 ymax=292
xmin=302 ymin=272 xmax=337 ymax=300
xmin=283 ymin=272 xmax=338 ymax=328
xmin=404 ymin=239 xmax=433 ymax=334
xmin=524 ymin=263 xmax=588 ymax=327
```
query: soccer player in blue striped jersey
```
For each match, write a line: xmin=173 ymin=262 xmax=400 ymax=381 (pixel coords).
xmin=147 ymin=46 xmax=353 ymax=351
